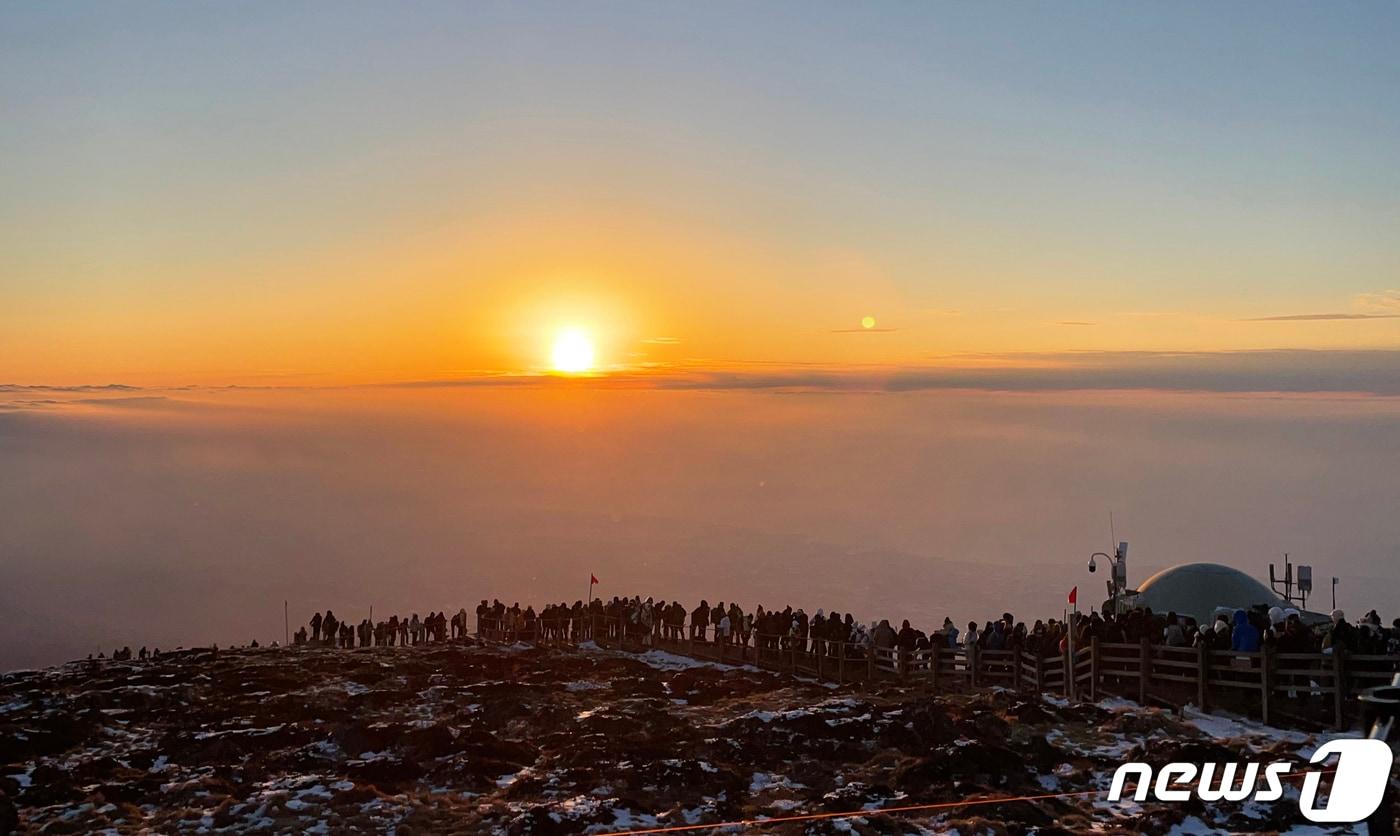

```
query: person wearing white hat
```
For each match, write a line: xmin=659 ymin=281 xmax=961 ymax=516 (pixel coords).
xmin=1265 ymin=606 xmax=1286 ymax=646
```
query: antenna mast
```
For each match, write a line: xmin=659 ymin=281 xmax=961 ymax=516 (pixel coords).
xmin=1268 ymin=553 xmax=1312 ymax=610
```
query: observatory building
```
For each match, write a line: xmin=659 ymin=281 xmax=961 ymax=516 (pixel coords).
xmin=1120 ymin=562 xmax=1304 ymax=623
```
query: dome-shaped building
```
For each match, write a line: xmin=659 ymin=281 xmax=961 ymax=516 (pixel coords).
xmin=1123 ymin=562 xmax=1295 ymax=623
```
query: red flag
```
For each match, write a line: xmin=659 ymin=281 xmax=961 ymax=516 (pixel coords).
xmin=590 ymin=574 xmax=599 ymax=586
xmin=1068 ymin=586 xmax=1078 ymax=606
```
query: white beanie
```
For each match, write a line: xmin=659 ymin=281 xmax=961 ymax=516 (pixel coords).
xmin=1331 ymin=609 xmax=1345 ymax=622
xmin=1268 ymin=606 xmax=1284 ymax=624
xmin=1214 ymin=619 xmax=1229 ymax=634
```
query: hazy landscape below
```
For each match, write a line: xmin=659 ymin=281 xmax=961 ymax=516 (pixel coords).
xmin=2 ymin=383 xmax=1398 ymax=670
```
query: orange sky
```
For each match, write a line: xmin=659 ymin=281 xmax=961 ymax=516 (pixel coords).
xmin=7 ymin=204 xmax=1399 ymax=388
xmin=3 ymin=5 xmax=1399 ymax=387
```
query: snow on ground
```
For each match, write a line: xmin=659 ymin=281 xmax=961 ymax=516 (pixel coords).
xmin=749 ymin=771 xmax=808 ymax=793
xmin=2 ymin=640 xmax=1388 ymax=834
xmin=1182 ymin=705 xmax=1312 ymax=746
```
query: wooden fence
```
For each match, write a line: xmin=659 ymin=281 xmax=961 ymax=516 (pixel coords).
xmin=477 ymin=616 xmax=1400 ymax=730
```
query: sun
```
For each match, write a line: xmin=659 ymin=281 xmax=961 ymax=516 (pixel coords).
xmin=550 ymin=328 xmax=596 ymax=373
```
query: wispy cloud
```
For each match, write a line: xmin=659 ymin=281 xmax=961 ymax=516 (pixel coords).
xmin=1054 ymin=321 xmax=1096 ymax=326
xmin=627 ymin=351 xmax=1400 ymax=395
xmin=1242 ymin=313 xmax=1400 ymax=322
xmin=1356 ymin=289 xmax=1400 ymax=312
xmin=829 ymin=327 xmax=898 ymax=333
xmin=72 ymin=396 xmax=170 ymax=408
xmin=0 ymin=383 xmax=141 ymax=393
xmin=369 ymin=350 xmax=1400 ymax=396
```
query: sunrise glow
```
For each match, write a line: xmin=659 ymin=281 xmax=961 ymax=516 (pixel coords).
xmin=550 ymin=329 xmax=596 ymax=374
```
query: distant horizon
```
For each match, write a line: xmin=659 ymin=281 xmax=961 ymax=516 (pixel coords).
xmin=6 ymin=345 xmax=1400 ymax=395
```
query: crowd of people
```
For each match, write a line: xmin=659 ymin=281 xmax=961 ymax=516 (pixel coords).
xmin=1070 ymin=605 xmax=1399 ymax=656
xmin=473 ymin=595 xmax=1400 ymax=660
xmin=275 ymin=596 xmax=1400 ymax=668
xmin=292 ymin=608 xmax=473 ymax=648
xmin=96 ymin=646 xmax=159 ymax=662
xmin=84 ymin=597 xmax=1379 ymax=671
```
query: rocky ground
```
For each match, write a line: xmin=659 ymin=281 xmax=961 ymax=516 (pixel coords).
xmin=0 ymin=639 xmax=1382 ymax=834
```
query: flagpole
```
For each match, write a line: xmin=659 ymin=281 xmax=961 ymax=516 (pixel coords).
xmin=1066 ymin=602 xmax=1074 ymax=700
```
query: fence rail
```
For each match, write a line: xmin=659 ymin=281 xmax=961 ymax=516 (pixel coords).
xmin=476 ymin=615 xmax=1399 ymax=729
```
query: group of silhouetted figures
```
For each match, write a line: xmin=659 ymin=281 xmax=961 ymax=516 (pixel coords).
xmin=87 ymin=598 xmax=1400 ymax=669
xmin=293 ymin=608 xmax=472 ymax=648
xmin=94 ymin=646 xmax=160 ymax=663
xmin=475 ymin=595 xmax=1400 ymax=661
xmin=1070 ymin=605 xmax=1399 ymax=655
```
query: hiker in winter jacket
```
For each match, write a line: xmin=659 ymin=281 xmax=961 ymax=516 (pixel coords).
xmin=986 ymin=621 xmax=1006 ymax=651
xmin=897 ymin=620 xmax=918 ymax=652
xmin=963 ymin=621 xmax=979 ymax=650
xmin=871 ymin=619 xmax=897 ymax=649
xmin=1323 ymin=609 xmax=1356 ymax=654
xmin=1163 ymin=612 xmax=1187 ymax=647
xmin=691 ymin=601 xmax=709 ymax=641
xmin=1230 ymin=609 xmax=1261 ymax=652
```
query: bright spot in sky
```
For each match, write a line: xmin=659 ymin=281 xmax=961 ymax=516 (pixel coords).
xmin=861 ymin=315 xmax=876 ymax=329
xmin=550 ymin=328 xmax=596 ymax=373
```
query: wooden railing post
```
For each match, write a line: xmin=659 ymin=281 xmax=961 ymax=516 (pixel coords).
xmin=837 ymin=640 xmax=846 ymax=682
xmin=1138 ymin=638 xmax=1150 ymax=706
xmin=1260 ymin=647 xmax=1272 ymax=726
xmin=1090 ymin=638 xmax=1100 ymax=701
xmin=1197 ymin=644 xmax=1210 ymax=713
xmin=1063 ymin=647 xmax=1071 ymax=699
xmin=1035 ymin=653 xmax=1044 ymax=694
xmin=931 ymin=643 xmax=941 ymax=691
xmin=867 ymin=647 xmax=875 ymax=681
xmin=969 ymin=645 xmax=978 ymax=689
xmin=1333 ymin=647 xmax=1346 ymax=730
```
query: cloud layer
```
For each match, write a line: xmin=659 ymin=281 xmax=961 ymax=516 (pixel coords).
xmin=3 ymin=382 xmax=1398 ymax=671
